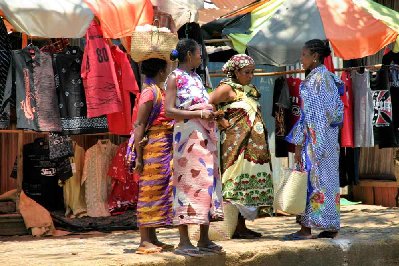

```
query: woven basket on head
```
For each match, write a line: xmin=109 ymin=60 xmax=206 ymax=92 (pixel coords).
xmin=130 ymin=24 xmax=178 ymax=62
xmin=188 ymin=201 xmax=239 ymax=241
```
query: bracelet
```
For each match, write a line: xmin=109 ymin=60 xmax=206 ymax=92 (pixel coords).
xmin=200 ymin=110 xmax=203 ymax=119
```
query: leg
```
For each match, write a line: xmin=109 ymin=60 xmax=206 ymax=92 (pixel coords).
xmin=149 ymin=228 xmax=174 ymax=250
xmin=233 ymin=213 xmax=261 ymax=239
xmin=136 ymin=226 xmax=162 ymax=254
xmin=197 ymin=224 xmax=224 ymax=253
xmin=283 ymin=225 xmax=314 ymax=241
xmin=174 ymin=225 xmax=204 ymax=257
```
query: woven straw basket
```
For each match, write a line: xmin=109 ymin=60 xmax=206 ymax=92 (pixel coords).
xmin=188 ymin=201 xmax=239 ymax=241
xmin=274 ymin=167 xmax=308 ymax=215
xmin=130 ymin=25 xmax=178 ymax=62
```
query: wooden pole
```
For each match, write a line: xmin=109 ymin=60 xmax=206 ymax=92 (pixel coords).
xmin=15 ymin=131 xmax=24 ymax=211
xmin=204 ymin=38 xmax=232 ymax=45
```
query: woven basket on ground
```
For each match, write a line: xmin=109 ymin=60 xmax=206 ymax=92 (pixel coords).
xmin=188 ymin=201 xmax=239 ymax=241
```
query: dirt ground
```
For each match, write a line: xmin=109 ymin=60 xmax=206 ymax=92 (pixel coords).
xmin=1 ymin=205 xmax=399 ymax=266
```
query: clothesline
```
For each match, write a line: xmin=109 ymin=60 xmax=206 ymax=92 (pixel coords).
xmin=209 ymin=64 xmax=385 ymax=78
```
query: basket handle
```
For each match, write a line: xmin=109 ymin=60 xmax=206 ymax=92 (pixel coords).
xmin=151 ymin=19 xmax=160 ymax=46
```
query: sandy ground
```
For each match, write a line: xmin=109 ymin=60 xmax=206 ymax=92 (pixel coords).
xmin=1 ymin=205 xmax=399 ymax=266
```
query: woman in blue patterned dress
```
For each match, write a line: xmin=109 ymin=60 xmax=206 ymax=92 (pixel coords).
xmin=284 ymin=39 xmax=344 ymax=240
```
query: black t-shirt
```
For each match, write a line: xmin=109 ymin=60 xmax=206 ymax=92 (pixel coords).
xmin=370 ymin=69 xmax=398 ymax=148
xmin=22 ymin=138 xmax=72 ymax=211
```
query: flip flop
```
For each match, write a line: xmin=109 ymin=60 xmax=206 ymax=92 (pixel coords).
xmin=283 ymin=233 xmax=316 ymax=241
xmin=317 ymin=231 xmax=338 ymax=239
xmin=232 ymin=231 xmax=257 ymax=239
xmin=197 ymin=244 xmax=225 ymax=254
xmin=135 ymin=246 xmax=162 ymax=254
xmin=246 ymin=229 xmax=262 ymax=238
xmin=174 ymin=247 xmax=204 ymax=257
xmin=158 ymin=243 xmax=175 ymax=251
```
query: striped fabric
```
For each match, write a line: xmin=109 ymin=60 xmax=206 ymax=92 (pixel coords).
xmin=137 ymin=123 xmax=174 ymax=227
xmin=0 ymin=18 xmax=11 ymax=128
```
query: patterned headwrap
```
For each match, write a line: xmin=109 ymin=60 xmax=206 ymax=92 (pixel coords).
xmin=222 ymin=54 xmax=255 ymax=75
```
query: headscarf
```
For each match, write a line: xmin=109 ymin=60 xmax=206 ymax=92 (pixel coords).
xmin=222 ymin=54 xmax=255 ymax=76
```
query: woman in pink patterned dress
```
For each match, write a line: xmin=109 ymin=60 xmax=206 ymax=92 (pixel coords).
xmin=165 ymin=39 xmax=224 ymax=257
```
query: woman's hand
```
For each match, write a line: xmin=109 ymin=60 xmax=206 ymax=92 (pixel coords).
xmin=217 ymin=118 xmax=230 ymax=130
xmin=200 ymin=110 xmax=215 ymax=120
xmin=134 ymin=158 xmax=144 ymax=175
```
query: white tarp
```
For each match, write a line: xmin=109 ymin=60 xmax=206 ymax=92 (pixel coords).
xmin=0 ymin=0 xmax=94 ymax=37
xmin=151 ymin=0 xmax=204 ymax=29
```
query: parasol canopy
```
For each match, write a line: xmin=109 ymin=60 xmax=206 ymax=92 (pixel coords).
xmin=224 ymin=0 xmax=399 ymax=66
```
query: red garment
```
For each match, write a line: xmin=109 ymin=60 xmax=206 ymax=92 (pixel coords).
xmin=106 ymin=46 xmax=139 ymax=135
xmin=323 ymin=55 xmax=335 ymax=73
xmin=137 ymin=85 xmax=170 ymax=125
xmin=340 ymin=71 xmax=354 ymax=147
xmin=287 ymin=77 xmax=302 ymax=153
xmin=81 ymin=21 xmax=122 ymax=118
xmin=108 ymin=141 xmax=138 ymax=215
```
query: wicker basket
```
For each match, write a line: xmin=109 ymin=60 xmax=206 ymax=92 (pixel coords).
xmin=274 ymin=167 xmax=308 ymax=215
xmin=188 ymin=201 xmax=239 ymax=241
xmin=130 ymin=25 xmax=178 ymax=62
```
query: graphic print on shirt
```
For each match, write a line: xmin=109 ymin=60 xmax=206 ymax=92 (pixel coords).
xmin=372 ymin=90 xmax=392 ymax=127
xmin=21 ymin=68 xmax=36 ymax=121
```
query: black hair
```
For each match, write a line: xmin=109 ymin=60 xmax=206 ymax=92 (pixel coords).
xmin=170 ymin=38 xmax=199 ymax=62
xmin=304 ymin=39 xmax=331 ymax=63
xmin=141 ymin=58 xmax=167 ymax=78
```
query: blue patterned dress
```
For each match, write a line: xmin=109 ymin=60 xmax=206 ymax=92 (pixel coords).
xmin=286 ymin=65 xmax=344 ymax=231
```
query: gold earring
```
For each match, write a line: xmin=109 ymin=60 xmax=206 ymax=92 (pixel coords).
xmin=313 ymin=59 xmax=317 ymax=63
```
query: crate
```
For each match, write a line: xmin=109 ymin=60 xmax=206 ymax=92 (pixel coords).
xmin=353 ymin=180 xmax=399 ymax=207
xmin=0 ymin=213 xmax=28 ymax=236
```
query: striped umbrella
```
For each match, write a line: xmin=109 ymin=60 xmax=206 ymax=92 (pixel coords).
xmin=224 ymin=0 xmax=399 ymax=66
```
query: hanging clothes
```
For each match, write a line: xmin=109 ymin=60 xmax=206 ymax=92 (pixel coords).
xmin=107 ymin=141 xmax=138 ymax=215
xmin=351 ymin=69 xmax=374 ymax=147
xmin=106 ymin=46 xmax=139 ymax=135
xmin=272 ymin=77 xmax=290 ymax=157
xmin=81 ymin=20 xmax=122 ymax=118
xmin=61 ymin=142 xmax=87 ymax=218
xmin=286 ymin=77 xmax=302 ymax=152
xmin=83 ymin=139 xmax=118 ymax=217
xmin=53 ymin=46 xmax=109 ymax=134
xmin=22 ymin=138 xmax=72 ymax=211
xmin=370 ymin=69 xmax=398 ymax=148
xmin=6 ymin=46 xmax=62 ymax=131
xmin=0 ymin=18 xmax=12 ymax=128
xmin=340 ymin=71 xmax=354 ymax=148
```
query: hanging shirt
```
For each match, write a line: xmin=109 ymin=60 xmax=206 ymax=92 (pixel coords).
xmin=351 ymin=70 xmax=374 ymax=147
xmin=107 ymin=141 xmax=138 ymax=215
xmin=81 ymin=21 xmax=122 ymax=118
xmin=61 ymin=142 xmax=87 ymax=218
xmin=106 ymin=46 xmax=139 ymax=135
xmin=272 ymin=77 xmax=290 ymax=157
xmin=82 ymin=139 xmax=118 ymax=217
xmin=53 ymin=46 xmax=108 ymax=134
xmin=286 ymin=77 xmax=302 ymax=152
xmin=0 ymin=18 xmax=12 ymax=128
xmin=340 ymin=71 xmax=354 ymax=147
xmin=369 ymin=69 xmax=398 ymax=148
xmin=6 ymin=46 xmax=62 ymax=131
xmin=23 ymin=138 xmax=72 ymax=211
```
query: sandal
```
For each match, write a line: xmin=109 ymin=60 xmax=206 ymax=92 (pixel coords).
xmin=136 ymin=246 xmax=162 ymax=254
xmin=317 ymin=231 xmax=338 ymax=239
xmin=283 ymin=233 xmax=316 ymax=241
xmin=246 ymin=228 xmax=262 ymax=238
xmin=232 ymin=231 xmax=257 ymax=239
xmin=197 ymin=243 xmax=225 ymax=254
xmin=174 ymin=247 xmax=204 ymax=257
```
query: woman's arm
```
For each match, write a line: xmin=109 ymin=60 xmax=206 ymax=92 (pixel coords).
xmin=208 ymin=83 xmax=235 ymax=106
xmin=133 ymin=101 xmax=152 ymax=174
xmin=165 ymin=74 xmax=213 ymax=120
